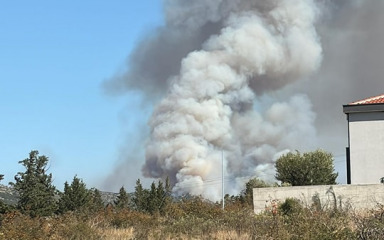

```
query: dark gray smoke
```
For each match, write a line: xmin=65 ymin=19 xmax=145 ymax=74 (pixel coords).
xmin=288 ymin=0 xmax=384 ymax=154
xmin=103 ymin=0 xmax=384 ymax=199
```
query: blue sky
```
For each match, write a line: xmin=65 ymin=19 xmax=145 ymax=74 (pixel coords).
xmin=0 ymin=1 xmax=350 ymax=194
xmin=0 ymin=1 xmax=163 ymax=190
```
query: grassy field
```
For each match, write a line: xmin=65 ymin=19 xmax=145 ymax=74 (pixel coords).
xmin=1 ymin=197 xmax=384 ymax=239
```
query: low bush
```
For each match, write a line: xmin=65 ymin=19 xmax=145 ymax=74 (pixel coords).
xmin=279 ymin=198 xmax=303 ymax=216
xmin=353 ymin=203 xmax=384 ymax=239
xmin=4 ymin=199 xmax=384 ymax=239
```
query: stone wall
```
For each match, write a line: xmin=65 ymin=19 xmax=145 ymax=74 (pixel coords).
xmin=253 ymin=184 xmax=384 ymax=214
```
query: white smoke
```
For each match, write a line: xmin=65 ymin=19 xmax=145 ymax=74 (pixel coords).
xmin=142 ymin=0 xmax=322 ymax=200
xmin=103 ymin=0 xmax=384 ymax=198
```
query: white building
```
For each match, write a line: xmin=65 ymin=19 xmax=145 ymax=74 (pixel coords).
xmin=343 ymin=94 xmax=384 ymax=184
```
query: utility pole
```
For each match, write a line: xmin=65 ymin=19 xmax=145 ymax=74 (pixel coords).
xmin=222 ymin=150 xmax=225 ymax=211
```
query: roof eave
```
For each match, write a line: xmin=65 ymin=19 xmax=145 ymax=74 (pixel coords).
xmin=343 ymin=103 xmax=384 ymax=114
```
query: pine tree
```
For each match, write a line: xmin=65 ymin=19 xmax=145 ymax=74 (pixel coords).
xmin=58 ymin=175 xmax=91 ymax=213
xmin=156 ymin=181 xmax=166 ymax=213
xmin=114 ymin=186 xmax=130 ymax=209
xmin=11 ymin=150 xmax=57 ymax=217
xmin=132 ymin=179 xmax=148 ymax=212
xmin=88 ymin=188 xmax=104 ymax=212
xmin=164 ymin=176 xmax=172 ymax=204
xmin=165 ymin=176 xmax=172 ymax=197
xmin=147 ymin=181 xmax=159 ymax=214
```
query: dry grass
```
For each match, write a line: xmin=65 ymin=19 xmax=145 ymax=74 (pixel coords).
xmin=211 ymin=230 xmax=251 ymax=240
xmin=3 ymin=199 xmax=384 ymax=239
xmin=100 ymin=227 xmax=134 ymax=240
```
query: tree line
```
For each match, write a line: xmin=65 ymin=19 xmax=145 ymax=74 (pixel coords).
xmin=0 ymin=150 xmax=174 ymax=218
xmin=0 ymin=149 xmax=338 ymax=218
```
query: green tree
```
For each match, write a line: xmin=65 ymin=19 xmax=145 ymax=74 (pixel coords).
xmin=114 ymin=186 xmax=130 ymax=209
xmin=275 ymin=149 xmax=338 ymax=186
xmin=11 ymin=150 xmax=57 ymax=217
xmin=58 ymin=175 xmax=91 ymax=213
xmin=156 ymin=180 xmax=166 ymax=213
xmin=132 ymin=179 xmax=149 ymax=212
xmin=165 ymin=176 xmax=172 ymax=199
xmin=242 ymin=178 xmax=270 ymax=205
xmin=88 ymin=188 xmax=104 ymax=212
xmin=147 ymin=181 xmax=159 ymax=214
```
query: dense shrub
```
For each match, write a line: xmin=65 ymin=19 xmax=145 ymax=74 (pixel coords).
xmin=4 ymin=198 xmax=384 ymax=239
xmin=0 ymin=211 xmax=102 ymax=240
xmin=52 ymin=213 xmax=102 ymax=240
xmin=0 ymin=211 xmax=51 ymax=240
xmin=279 ymin=198 xmax=303 ymax=216
xmin=353 ymin=204 xmax=384 ymax=239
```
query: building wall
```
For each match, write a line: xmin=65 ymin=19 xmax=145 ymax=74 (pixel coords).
xmin=253 ymin=184 xmax=384 ymax=214
xmin=349 ymin=112 xmax=384 ymax=184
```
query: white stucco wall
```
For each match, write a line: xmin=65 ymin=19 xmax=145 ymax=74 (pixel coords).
xmin=349 ymin=112 xmax=384 ymax=184
xmin=253 ymin=184 xmax=384 ymax=214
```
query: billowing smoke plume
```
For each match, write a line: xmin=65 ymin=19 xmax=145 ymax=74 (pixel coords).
xmin=142 ymin=0 xmax=322 ymax=200
xmin=291 ymin=0 xmax=384 ymax=155
xmin=103 ymin=0 xmax=384 ymax=199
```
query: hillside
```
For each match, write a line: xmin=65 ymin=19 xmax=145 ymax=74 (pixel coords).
xmin=0 ymin=185 xmax=121 ymax=206
xmin=0 ymin=185 xmax=18 ymax=205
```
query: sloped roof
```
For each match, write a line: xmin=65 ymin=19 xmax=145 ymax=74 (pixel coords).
xmin=343 ymin=94 xmax=384 ymax=114
xmin=350 ymin=94 xmax=384 ymax=105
